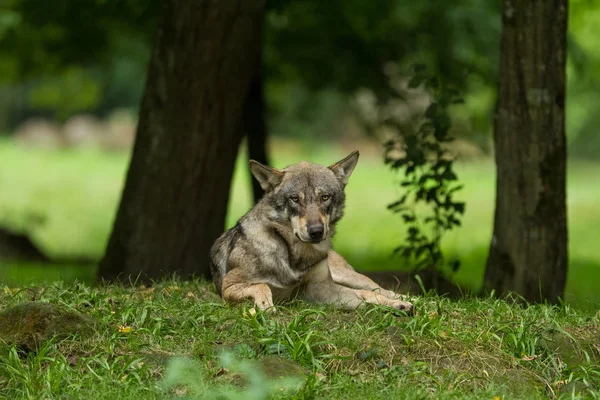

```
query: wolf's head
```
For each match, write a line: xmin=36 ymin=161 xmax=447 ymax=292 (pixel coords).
xmin=249 ymin=151 xmax=359 ymax=243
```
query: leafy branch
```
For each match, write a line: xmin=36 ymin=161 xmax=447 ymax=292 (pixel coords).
xmin=383 ymin=65 xmax=466 ymax=275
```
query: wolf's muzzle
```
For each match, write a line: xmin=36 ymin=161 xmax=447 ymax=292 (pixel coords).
xmin=307 ymin=223 xmax=325 ymax=241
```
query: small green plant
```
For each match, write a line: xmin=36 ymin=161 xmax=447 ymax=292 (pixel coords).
xmin=160 ymin=352 xmax=303 ymax=400
xmin=383 ymin=64 xmax=466 ymax=279
xmin=242 ymin=307 xmax=326 ymax=369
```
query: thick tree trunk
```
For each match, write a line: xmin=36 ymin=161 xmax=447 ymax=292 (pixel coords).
xmin=97 ymin=0 xmax=265 ymax=282
xmin=484 ymin=0 xmax=568 ymax=303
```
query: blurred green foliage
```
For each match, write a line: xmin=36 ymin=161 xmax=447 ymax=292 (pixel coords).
xmin=28 ymin=66 xmax=100 ymax=120
xmin=567 ymin=0 xmax=600 ymax=158
xmin=384 ymin=72 xmax=466 ymax=277
xmin=0 ymin=0 xmax=157 ymax=124
xmin=0 ymin=0 xmax=599 ymax=157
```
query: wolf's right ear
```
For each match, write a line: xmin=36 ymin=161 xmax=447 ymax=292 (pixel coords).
xmin=249 ymin=160 xmax=284 ymax=192
xmin=329 ymin=150 xmax=359 ymax=186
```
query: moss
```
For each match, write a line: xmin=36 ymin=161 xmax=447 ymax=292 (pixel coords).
xmin=543 ymin=329 xmax=600 ymax=367
xmin=215 ymin=356 xmax=307 ymax=388
xmin=0 ymin=301 xmax=98 ymax=351
xmin=258 ymin=356 xmax=306 ymax=380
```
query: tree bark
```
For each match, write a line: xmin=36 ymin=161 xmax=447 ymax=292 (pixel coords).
xmin=484 ymin=0 xmax=568 ymax=303
xmin=97 ymin=0 xmax=265 ymax=282
xmin=244 ymin=16 xmax=269 ymax=204
xmin=245 ymin=72 xmax=270 ymax=204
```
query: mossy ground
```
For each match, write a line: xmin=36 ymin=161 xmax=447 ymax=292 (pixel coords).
xmin=0 ymin=301 xmax=98 ymax=351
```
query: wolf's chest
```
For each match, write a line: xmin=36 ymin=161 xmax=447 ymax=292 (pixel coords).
xmin=266 ymin=242 xmax=328 ymax=288
xmin=288 ymin=241 xmax=329 ymax=271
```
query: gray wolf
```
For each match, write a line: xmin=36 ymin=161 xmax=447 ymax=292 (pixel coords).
xmin=210 ymin=151 xmax=414 ymax=313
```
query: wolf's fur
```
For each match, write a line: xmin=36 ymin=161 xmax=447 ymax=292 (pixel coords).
xmin=210 ymin=151 xmax=413 ymax=313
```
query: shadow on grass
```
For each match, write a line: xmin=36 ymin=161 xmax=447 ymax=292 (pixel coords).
xmin=343 ymin=245 xmax=600 ymax=309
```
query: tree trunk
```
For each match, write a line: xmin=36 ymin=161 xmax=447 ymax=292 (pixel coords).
xmin=484 ymin=0 xmax=568 ymax=303
xmin=245 ymin=72 xmax=270 ymax=204
xmin=97 ymin=0 xmax=265 ymax=283
xmin=243 ymin=15 xmax=269 ymax=205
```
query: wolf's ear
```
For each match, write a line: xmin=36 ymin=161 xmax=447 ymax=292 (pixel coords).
xmin=249 ymin=160 xmax=284 ymax=192
xmin=329 ymin=150 xmax=359 ymax=186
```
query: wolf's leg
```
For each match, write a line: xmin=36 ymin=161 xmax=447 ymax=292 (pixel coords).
xmin=221 ymin=270 xmax=274 ymax=311
xmin=328 ymin=250 xmax=408 ymax=301
xmin=302 ymin=259 xmax=413 ymax=313
xmin=303 ymin=282 xmax=413 ymax=312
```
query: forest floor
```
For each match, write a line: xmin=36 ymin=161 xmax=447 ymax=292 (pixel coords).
xmin=1 ymin=279 xmax=599 ymax=399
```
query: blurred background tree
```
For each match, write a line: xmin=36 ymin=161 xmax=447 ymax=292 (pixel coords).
xmin=0 ymin=0 xmax=158 ymax=126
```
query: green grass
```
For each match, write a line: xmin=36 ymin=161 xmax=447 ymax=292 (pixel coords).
xmin=0 ymin=138 xmax=600 ymax=306
xmin=1 ymin=280 xmax=599 ymax=399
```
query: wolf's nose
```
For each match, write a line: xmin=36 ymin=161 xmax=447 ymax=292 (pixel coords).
xmin=308 ymin=224 xmax=324 ymax=240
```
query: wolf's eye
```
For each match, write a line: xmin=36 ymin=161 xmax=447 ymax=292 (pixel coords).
xmin=321 ymin=194 xmax=330 ymax=202
xmin=290 ymin=195 xmax=299 ymax=203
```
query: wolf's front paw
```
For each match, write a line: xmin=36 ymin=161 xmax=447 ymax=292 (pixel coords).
xmin=255 ymin=300 xmax=276 ymax=314
xmin=375 ymin=288 xmax=405 ymax=300
xmin=395 ymin=300 xmax=414 ymax=316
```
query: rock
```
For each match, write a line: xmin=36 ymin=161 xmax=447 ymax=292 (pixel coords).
xmin=100 ymin=109 xmax=137 ymax=151
xmin=13 ymin=118 xmax=64 ymax=149
xmin=0 ymin=302 xmax=98 ymax=351
xmin=216 ymin=356 xmax=306 ymax=388
xmin=62 ymin=114 xmax=103 ymax=148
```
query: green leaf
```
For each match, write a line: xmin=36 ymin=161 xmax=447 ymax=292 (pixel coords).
xmin=416 ymin=246 xmax=428 ymax=258
xmin=426 ymin=187 xmax=439 ymax=203
xmin=441 ymin=168 xmax=458 ymax=181
xmin=393 ymin=246 xmax=406 ymax=254
xmin=401 ymin=214 xmax=416 ymax=223
xmin=392 ymin=158 xmax=407 ymax=168
xmin=388 ymin=194 xmax=409 ymax=209
xmin=447 ymin=184 xmax=464 ymax=194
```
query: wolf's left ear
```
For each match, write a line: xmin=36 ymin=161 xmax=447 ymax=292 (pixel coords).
xmin=329 ymin=150 xmax=359 ymax=186
xmin=249 ymin=160 xmax=284 ymax=192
